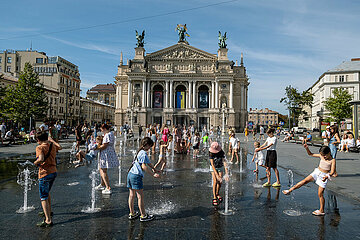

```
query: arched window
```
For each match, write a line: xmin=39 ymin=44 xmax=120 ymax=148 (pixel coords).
xmin=198 ymin=85 xmax=209 ymax=108
xmin=175 ymin=85 xmax=186 ymax=109
xmin=153 ymin=85 xmax=163 ymax=108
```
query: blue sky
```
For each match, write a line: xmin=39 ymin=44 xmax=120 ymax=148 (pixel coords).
xmin=1 ymin=0 xmax=359 ymax=114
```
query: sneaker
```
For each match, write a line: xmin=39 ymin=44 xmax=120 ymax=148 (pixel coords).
xmin=140 ymin=214 xmax=155 ymax=222
xmin=128 ymin=212 xmax=140 ymax=220
xmin=272 ymin=182 xmax=281 ymax=187
xmin=102 ymin=188 xmax=112 ymax=194
xmin=95 ymin=184 xmax=105 ymax=190
xmin=262 ymin=182 xmax=272 ymax=187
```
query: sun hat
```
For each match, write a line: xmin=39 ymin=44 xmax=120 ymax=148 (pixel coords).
xmin=209 ymin=142 xmax=221 ymax=153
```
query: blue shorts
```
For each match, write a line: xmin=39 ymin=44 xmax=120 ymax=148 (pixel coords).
xmin=127 ymin=172 xmax=143 ymax=190
xmin=85 ymin=153 xmax=96 ymax=162
xmin=39 ymin=172 xmax=57 ymax=201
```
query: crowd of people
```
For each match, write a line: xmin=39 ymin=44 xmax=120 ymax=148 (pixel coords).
xmin=20 ymin=120 xmax=358 ymax=227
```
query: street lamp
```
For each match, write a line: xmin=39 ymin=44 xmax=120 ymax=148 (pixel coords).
xmin=221 ymin=103 xmax=228 ymax=136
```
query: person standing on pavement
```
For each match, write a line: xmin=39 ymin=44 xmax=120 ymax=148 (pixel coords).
xmin=0 ymin=122 xmax=6 ymax=144
xmin=95 ymin=124 xmax=119 ymax=195
xmin=257 ymin=128 xmax=281 ymax=188
xmin=321 ymin=126 xmax=330 ymax=146
xmin=34 ymin=131 xmax=62 ymax=227
xmin=326 ymin=125 xmax=341 ymax=159
xmin=259 ymin=126 xmax=265 ymax=140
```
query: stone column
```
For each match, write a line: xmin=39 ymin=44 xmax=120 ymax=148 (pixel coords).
xmin=215 ymin=81 xmax=219 ymax=108
xmin=211 ymin=81 xmax=215 ymax=108
xmin=147 ymin=81 xmax=150 ymax=108
xmin=241 ymin=83 xmax=244 ymax=110
xmin=169 ymin=81 xmax=173 ymax=108
xmin=229 ymin=80 xmax=233 ymax=108
xmin=127 ymin=80 xmax=132 ymax=108
xmin=192 ymin=81 xmax=196 ymax=108
xmin=118 ymin=84 xmax=122 ymax=109
xmin=188 ymin=81 xmax=192 ymax=109
xmin=142 ymin=80 xmax=146 ymax=107
xmin=165 ymin=81 xmax=169 ymax=108
xmin=115 ymin=84 xmax=119 ymax=109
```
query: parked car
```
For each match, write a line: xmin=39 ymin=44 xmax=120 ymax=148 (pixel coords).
xmin=292 ymin=127 xmax=307 ymax=134
xmin=312 ymin=128 xmax=320 ymax=132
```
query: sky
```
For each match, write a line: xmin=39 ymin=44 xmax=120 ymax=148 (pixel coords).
xmin=1 ymin=0 xmax=360 ymax=114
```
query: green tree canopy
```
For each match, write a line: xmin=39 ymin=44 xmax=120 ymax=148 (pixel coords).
xmin=280 ymin=85 xmax=313 ymax=126
xmin=3 ymin=63 xmax=48 ymax=127
xmin=324 ymin=88 xmax=352 ymax=124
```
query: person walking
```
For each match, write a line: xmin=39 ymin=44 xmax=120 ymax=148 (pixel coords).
xmin=259 ymin=126 xmax=265 ymax=140
xmin=95 ymin=124 xmax=119 ymax=194
xmin=34 ymin=131 xmax=62 ymax=227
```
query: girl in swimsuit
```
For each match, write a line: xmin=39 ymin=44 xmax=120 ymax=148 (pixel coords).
xmin=154 ymin=139 xmax=168 ymax=171
xmin=282 ymin=144 xmax=337 ymax=216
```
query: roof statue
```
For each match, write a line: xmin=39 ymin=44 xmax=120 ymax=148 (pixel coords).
xmin=218 ymin=31 xmax=227 ymax=49
xmin=135 ymin=30 xmax=145 ymax=47
xmin=176 ymin=24 xmax=190 ymax=44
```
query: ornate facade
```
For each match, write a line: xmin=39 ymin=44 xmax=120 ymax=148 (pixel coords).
xmin=114 ymin=41 xmax=249 ymax=131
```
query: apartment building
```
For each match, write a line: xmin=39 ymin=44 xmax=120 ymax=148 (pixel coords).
xmin=248 ymin=108 xmax=279 ymax=126
xmin=0 ymin=49 xmax=81 ymax=126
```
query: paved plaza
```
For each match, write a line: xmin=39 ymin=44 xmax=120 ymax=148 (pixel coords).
xmin=0 ymin=136 xmax=360 ymax=239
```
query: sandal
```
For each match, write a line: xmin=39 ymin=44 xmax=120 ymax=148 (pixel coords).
xmin=312 ymin=210 xmax=325 ymax=216
xmin=212 ymin=198 xmax=219 ymax=206
xmin=37 ymin=221 xmax=53 ymax=228
xmin=217 ymin=195 xmax=223 ymax=203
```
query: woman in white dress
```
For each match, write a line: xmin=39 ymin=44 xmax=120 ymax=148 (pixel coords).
xmin=95 ymin=124 xmax=119 ymax=194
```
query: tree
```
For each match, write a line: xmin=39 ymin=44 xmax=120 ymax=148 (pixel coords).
xmin=280 ymin=85 xmax=313 ymax=127
xmin=324 ymin=88 xmax=352 ymax=124
xmin=3 ymin=63 xmax=48 ymax=128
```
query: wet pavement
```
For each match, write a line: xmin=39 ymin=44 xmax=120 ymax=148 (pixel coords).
xmin=1 ymin=138 xmax=360 ymax=239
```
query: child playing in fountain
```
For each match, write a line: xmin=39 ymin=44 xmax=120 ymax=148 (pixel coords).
xmin=154 ymin=139 xmax=168 ymax=171
xmin=74 ymin=136 xmax=103 ymax=168
xmin=34 ymin=131 xmax=62 ymax=227
xmin=256 ymin=128 xmax=281 ymax=187
xmin=193 ymin=132 xmax=201 ymax=158
xmin=283 ymin=144 xmax=337 ymax=216
xmin=127 ymin=137 xmax=161 ymax=222
xmin=252 ymin=141 xmax=265 ymax=173
xmin=209 ymin=142 xmax=229 ymax=206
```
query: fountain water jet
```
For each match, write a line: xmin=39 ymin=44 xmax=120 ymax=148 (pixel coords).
xmin=16 ymin=160 xmax=37 ymax=213
xmin=82 ymin=170 xmax=101 ymax=213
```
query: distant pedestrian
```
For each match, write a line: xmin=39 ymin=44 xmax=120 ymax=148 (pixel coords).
xmin=244 ymin=127 xmax=249 ymax=142
xmin=257 ymin=128 xmax=281 ymax=187
xmin=0 ymin=122 xmax=6 ymax=144
xmin=321 ymin=126 xmax=330 ymax=146
xmin=127 ymin=137 xmax=160 ymax=222
xmin=34 ymin=131 xmax=62 ymax=227
xmin=229 ymin=132 xmax=240 ymax=164
xmin=283 ymin=144 xmax=337 ymax=216
xmin=326 ymin=125 xmax=341 ymax=159
xmin=259 ymin=126 xmax=265 ymax=140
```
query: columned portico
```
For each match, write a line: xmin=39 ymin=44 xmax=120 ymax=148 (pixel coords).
xmin=115 ymin=39 xmax=249 ymax=131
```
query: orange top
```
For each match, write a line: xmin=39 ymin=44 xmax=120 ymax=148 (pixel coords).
xmin=319 ymin=158 xmax=332 ymax=171
xmin=36 ymin=143 xmax=59 ymax=179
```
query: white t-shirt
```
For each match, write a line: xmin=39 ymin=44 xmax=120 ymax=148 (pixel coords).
xmin=347 ymin=138 xmax=355 ymax=147
xmin=322 ymin=130 xmax=330 ymax=138
xmin=260 ymin=127 xmax=264 ymax=135
xmin=255 ymin=149 xmax=265 ymax=160
xmin=356 ymin=139 xmax=360 ymax=147
xmin=229 ymin=137 xmax=239 ymax=149
xmin=266 ymin=136 xmax=277 ymax=150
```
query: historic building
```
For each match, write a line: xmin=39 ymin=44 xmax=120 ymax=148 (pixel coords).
xmin=300 ymin=58 xmax=360 ymax=132
xmin=80 ymin=97 xmax=115 ymax=125
xmin=248 ymin=108 xmax=279 ymax=127
xmin=114 ymin=27 xmax=249 ymax=131
xmin=86 ymin=83 xmax=116 ymax=106
xmin=0 ymin=49 xmax=81 ymax=126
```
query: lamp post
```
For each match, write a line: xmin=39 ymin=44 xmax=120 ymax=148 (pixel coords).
xmin=221 ymin=103 xmax=228 ymax=136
